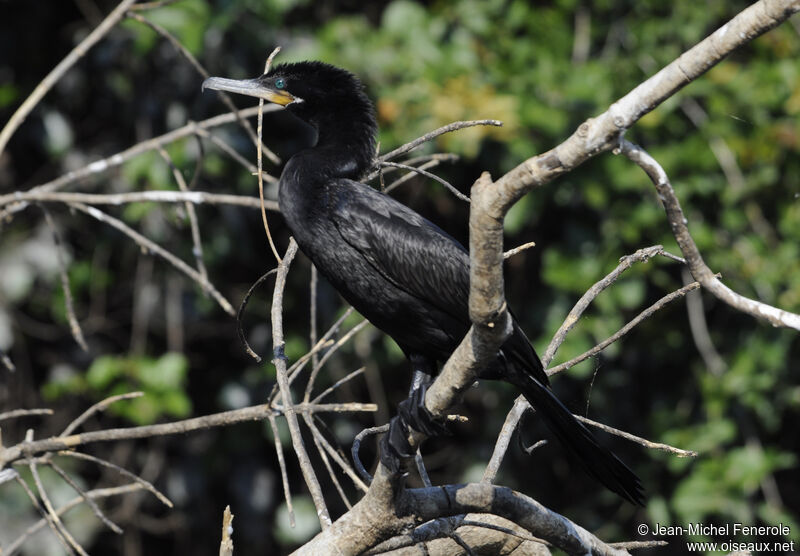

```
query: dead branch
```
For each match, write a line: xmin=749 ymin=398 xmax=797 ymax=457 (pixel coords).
xmin=0 ymin=409 xmax=54 ymax=422
xmin=380 ymin=160 xmax=469 ymax=202
xmin=294 ymin=472 xmax=627 ymax=556
xmin=125 ymin=10 xmax=280 ymax=165
xmin=576 ymin=416 xmax=697 ymax=457
xmin=547 ymin=279 xmax=705 ymax=376
xmin=378 ymin=120 xmax=502 ymax=164
xmin=0 ymin=401 xmax=376 ymax=469
xmin=270 ymin=239 xmax=332 ymax=528
xmin=4 ymin=484 xmax=145 ymax=556
xmin=619 ymin=139 xmax=800 ymax=330
xmin=67 ymin=202 xmax=236 ymax=316
xmin=0 ymin=0 xmax=139 ymax=156
xmin=219 ymin=505 xmax=234 ymax=556
xmin=0 ymin=190 xmax=279 ymax=212
xmin=0 ymin=106 xmax=278 ymax=221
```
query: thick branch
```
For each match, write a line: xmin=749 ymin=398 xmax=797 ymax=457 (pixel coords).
xmin=492 ymin=0 xmax=800 ymax=210
xmin=295 ymin=471 xmax=627 ymax=556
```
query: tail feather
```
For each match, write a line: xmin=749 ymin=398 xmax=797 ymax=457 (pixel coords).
xmin=513 ymin=371 xmax=644 ymax=505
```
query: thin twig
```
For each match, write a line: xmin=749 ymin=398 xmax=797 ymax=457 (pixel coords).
xmin=47 ymin=460 xmax=123 ymax=534
xmin=0 ymin=190 xmax=279 ymax=212
xmin=303 ymin=414 xmax=369 ymax=493
xmin=380 ymin=160 xmax=470 ymax=203
xmin=13 ymin=472 xmax=75 ymax=555
xmin=0 ymin=402 xmax=376 ymax=469
xmin=271 ymin=239 xmax=331 ymax=527
xmin=547 ymin=280 xmax=705 ymax=376
xmin=67 ymin=202 xmax=236 ymax=316
xmin=29 ymin=459 xmax=89 ymax=555
xmin=287 ymin=307 xmax=357 ymax=378
xmin=236 ymin=269 xmax=277 ymax=362
xmin=503 ymin=241 xmax=536 ymax=260
xmin=302 ymin=320 xmax=370 ymax=403
xmin=365 ymin=153 xmax=459 ymax=183
xmin=267 ymin=413 xmax=295 ymax=527
xmin=195 ymin=127 xmax=262 ymax=176
xmin=575 ymin=415 xmax=697 ymax=457
xmin=157 ymin=147 xmax=209 ymax=283
xmin=310 ymin=367 xmax=367 ymax=404
xmin=303 ymin=413 xmax=354 ymax=509
xmin=53 ymin=450 xmax=173 ymax=508
xmin=60 ymin=391 xmax=144 ymax=437
xmin=257 ymin=47 xmax=284 ymax=264
xmin=0 ymin=107 xmax=278 ymax=220
xmin=682 ymin=267 xmax=727 ymax=376
xmin=41 ymin=207 xmax=88 ymax=351
xmin=383 ymin=158 xmax=449 ymax=194
xmin=0 ymin=408 xmax=53 ymax=422
xmin=378 ymin=120 xmax=502 ymax=164
xmin=543 ymin=245 xmax=680 ymax=366
xmin=4 ymin=484 xmax=144 ymax=556
xmin=0 ymin=0 xmax=140 ymax=156
xmin=125 ymin=11 xmax=280 ymax=165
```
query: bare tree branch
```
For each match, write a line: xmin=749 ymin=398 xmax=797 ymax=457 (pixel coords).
xmin=619 ymin=139 xmax=800 ymax=330
xmin=0 ymin=106 xmax=278 ymax=220
xmin=0 ymin=401 xmax=376 ymax=469
xmin=547 ymin=279 xmax=704 ymax=376
xmin=0 ymin=190 xmax=279 ymax=212
xmin=270 ymin=239 xmax=332 ymax=528
xmin=67 ymin=202 xmax=236 ymax=316
xmin=378 ymin=120 xmax=502 ymax=164
xmin=125 ymin=10 xmax=280 ymax=165
xmin=0 ymin=0 xmax=140 ymax=156
xmin=575 ymin=416 xmax=697 ymax=457
xmin=543 ymin=245 xmax=681 ymax=366
xmin=490 ymin=0 xmax=800 ymax=210
xmin=60 ymin=392 xmax=144 ymax=437
xmin=219 ymin=505 xmax=234 ymax=556
xmin=0 ymin=409 xmax=54 ymax=422
xmin=380 ymin=160 xmax=469 ymax=203
xmin=295 ymin=473 xmax=627 ymax=556
xmin=41 ymin=207 xmax=88 ymax=351
xmin=4 ymin=484 xmax=145 ymax=556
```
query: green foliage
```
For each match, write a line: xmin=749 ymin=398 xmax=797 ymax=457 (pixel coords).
xmin=43 ymin=353 xmax=191 ymax=425
xmin=6 ymin=0 xmax=798 ymax=550
xmin=270 ymin=0 xmax=799 ymax=532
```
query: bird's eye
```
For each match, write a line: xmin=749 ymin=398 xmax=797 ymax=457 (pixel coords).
xmin=275 ymin=78 xmax=286 ymax=89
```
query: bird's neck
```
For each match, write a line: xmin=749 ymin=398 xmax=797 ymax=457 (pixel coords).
xmin=307 ymin=108 xmax=376 ymax=180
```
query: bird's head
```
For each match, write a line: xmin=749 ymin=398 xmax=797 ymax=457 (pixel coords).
xmin=203 ymin=61 xmax=377 ymax=148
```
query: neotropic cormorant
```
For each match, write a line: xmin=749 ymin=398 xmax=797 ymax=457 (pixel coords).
xmin=203 ymin=61 xmax=643 ymax=505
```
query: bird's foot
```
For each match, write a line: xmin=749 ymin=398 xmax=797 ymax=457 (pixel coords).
xmin=380 ymin=383 xmax=449 ymax=474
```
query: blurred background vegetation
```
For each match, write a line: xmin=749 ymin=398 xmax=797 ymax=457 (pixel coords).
xmin=0 ymin=0 xmax=798 ymax=554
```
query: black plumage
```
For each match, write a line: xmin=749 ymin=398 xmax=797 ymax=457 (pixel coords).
xmin=203 ymin=61 xmax=643 ymax=505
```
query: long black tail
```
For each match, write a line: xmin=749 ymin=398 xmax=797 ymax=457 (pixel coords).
xmin=510 ymin=370 xmax=644 ymax=505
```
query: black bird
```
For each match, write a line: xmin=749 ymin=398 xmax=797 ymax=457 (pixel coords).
xmin=203 ymin=61 xmax=643 ymax=505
